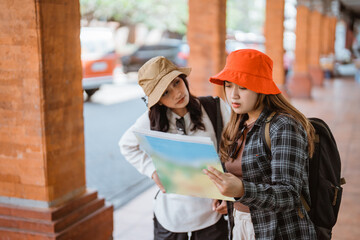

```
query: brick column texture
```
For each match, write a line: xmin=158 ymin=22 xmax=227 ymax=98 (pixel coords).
xmin=0 ymin=1 xmax=113 ymax=239
xmin=286 ymin=5 xmax=312 ymax=98
xmin=264 ymin=0 xmax=285 ymax=86
xmin=308 ymin=10 xmax=324 ymax=86
xmin=0 ymin=0 xmax=85 ymax=207
xmin=329 ymin=16 xmax=337 ymax=54
xmin=321 ymin=15 xmax=331 ymax=55
xmin=294 ymin=6 xmax=310 ymax=73
xmin=188 ymin=0 xmax=227 ymax=98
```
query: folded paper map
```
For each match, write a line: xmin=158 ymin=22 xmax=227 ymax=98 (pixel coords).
xmin=133 ymin=128 xmax=234 ymax=201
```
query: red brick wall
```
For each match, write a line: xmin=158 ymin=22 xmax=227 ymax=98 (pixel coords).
xmin=321 ymin=15 xmax=331 ymax=55
xmin=308 ymin=10 xmax=322 ymax=66
xmin=294 ymin=5 xmax=310 ymax=73
xmin=286 ymin=4 xmax=312 ymax=98
xmin=329 ymin=17 xmax=337 ymax=54
xmin=38 ymin=0 xmax=85 ymax=203
xmin=0 ymin=0 xmax=47 ymax=201
xmin=188 ymin=0 xmax=227 ymax=97
xmin=321 ymin=15 xmax=337 ymax=55
xmin=264 ymin=0 xmax=285 ymax=85
xmin=0 ymin=0 xmax=85 ymax=204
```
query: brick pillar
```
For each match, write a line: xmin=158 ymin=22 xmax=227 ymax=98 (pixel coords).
xmin=321 ymin=14 xmax=337 ymax=56
xmin=264 ymin=0 xmax=285 ymax=91
xmin=188 ymin=0 xmax=227 ymax=98
xmin=329 ymin=16 xmax=337 ymax=54
xmin=345 ymin=23 xmax=354 ymax=50
xmin=323 ymin=0 xmax=337 ymax=55
xmin=0 ymin=1 xmax=113 ymax=239
xmin=286 ymin=4 xmax=312 ymax=98
xmin=308 ymin=10 xmax=324 ymax=86
xmin=321 ymin=15 xmax=331 ymax=55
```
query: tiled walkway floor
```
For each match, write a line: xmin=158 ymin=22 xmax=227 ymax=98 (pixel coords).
xmin=113 ymin=185 xmax=156 ymax=240
xmin=113 ymin=77 xmax=360 ymax=240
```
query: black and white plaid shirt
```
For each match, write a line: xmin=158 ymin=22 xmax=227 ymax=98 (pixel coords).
xmin=237 ymin=108 xmax=317 ymax=239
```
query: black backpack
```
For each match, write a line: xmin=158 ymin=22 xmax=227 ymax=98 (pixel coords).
xmin=199 ymin=96 xmax=234 ymax=240
xmin=262 ymin=114 xmax=346 ymax=240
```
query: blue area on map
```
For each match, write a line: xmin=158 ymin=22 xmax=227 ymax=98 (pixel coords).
xmin=144 ymin=135 xmax=218 ymax=163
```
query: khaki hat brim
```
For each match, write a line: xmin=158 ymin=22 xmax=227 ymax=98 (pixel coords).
xmin=148 ymin=67 xmax=191 ymax=109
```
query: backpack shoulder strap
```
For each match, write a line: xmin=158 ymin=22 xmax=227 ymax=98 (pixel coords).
xmin=199 ymin=96 xmax=223 ymax=151
xmin=215 ymin=97 xmax=223 ymax=147
xmin=261 ymin=112 xmax=277 ymax=157
xmin=198 ymin=96 xmax=216 ymax=123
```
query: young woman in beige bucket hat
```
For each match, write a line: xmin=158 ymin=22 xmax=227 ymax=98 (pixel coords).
xmin=119 ymin=56 xmax=230 ymax=239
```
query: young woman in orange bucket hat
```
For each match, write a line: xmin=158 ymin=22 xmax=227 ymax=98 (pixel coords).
xmin=203 ymin=49 xmax=317 ymax=239
xmin=119 ymin=56 xmax=230 ymax=239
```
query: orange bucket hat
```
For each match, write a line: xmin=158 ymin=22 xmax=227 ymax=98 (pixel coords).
xmin=209 ymin=49 xmax=281 ymax=94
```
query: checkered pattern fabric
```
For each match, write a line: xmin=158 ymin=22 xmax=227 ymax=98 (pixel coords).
xmin=237 ymin=109 xmax=317 ymax=239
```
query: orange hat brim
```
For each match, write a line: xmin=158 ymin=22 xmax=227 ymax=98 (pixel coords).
xmin=209 ymin=68 xmax=281 ymax=95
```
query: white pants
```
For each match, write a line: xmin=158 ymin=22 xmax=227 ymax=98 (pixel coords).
xmin=232 ymin=210 xmax=255 ymax=240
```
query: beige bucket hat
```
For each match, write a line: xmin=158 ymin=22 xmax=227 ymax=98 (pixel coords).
xmin=138 ymin=56 xmax=191 ymax=109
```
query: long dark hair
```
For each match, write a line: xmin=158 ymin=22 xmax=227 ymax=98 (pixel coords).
xmin=149 ymin=75 xmax=205 ymax=132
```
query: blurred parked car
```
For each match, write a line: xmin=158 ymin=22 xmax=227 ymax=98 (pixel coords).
xmin=121 ymin=39 xmax=188 ymax=73
xmin=80 ymin=27 xmax=119 ymax=98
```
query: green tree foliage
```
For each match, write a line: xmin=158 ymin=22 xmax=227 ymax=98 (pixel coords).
xmin=80 ymin=0 xmax=188 ymax=34
xmin=227 ymin=0 xmax=265 ymax=34
xmin=80 ymin=0 xmax=264 ymax=35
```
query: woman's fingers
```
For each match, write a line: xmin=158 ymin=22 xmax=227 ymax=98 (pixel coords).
xmin=207 ymin=166 xmax=224 ymax=177
xmin=152 ymin=171 xmax=166 ymax=193
xmin=211 ymin=199 xmax=227 ymax=214
xmin=215 ymin=200 xmax=228 ymax=214
xmin=204 ymin=166 xmax=244 ymax=198
xmin=203 ymin=168 xmax=223 ymax=184
xmin=203 ymin=167 xmax=232 ymax=197
xmin=203 ymin=166 xmax=224 ymax=178
xmin=212 ymin=199 xmax=220 ymax=211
